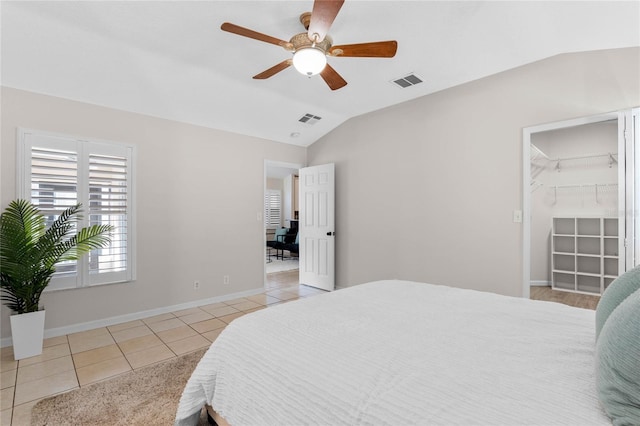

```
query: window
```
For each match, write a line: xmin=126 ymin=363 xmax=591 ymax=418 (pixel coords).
xmin=17 ymin=129 xmax=135 ymax=291
xmin=264 ymin=190 xmax=281 ymax=229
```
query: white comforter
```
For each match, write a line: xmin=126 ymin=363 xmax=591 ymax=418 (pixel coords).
xmin=175 ymin=280 xmax=610 ymax=425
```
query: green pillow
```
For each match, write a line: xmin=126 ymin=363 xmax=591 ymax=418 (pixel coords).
xmin=595 ymin=289 xmax=640 ymax=425
xmin=596 ymin=265 xmax=640 ymax=340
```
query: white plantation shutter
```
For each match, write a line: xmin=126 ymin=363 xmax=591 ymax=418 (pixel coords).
xmin=31 ymin=147 xmax=78 ymax=211
xmin=30 ymin=145 xmax=80 ymax=288
xmin=18 ymin=129 xmax=135 ymax=291
xmin=87 ymin=149 xmax=130 ymax=285
xmin=264 ymin=190 xmax=282 ymax=229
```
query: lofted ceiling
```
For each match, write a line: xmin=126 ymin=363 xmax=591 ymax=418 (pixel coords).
xmin=1 ymin=1 xmax=639 ymax=148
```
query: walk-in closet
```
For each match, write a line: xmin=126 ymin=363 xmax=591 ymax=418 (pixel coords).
xmin=530 ymin=120 xmax=621 ymax=295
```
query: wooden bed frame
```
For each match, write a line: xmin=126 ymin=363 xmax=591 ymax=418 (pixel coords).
xmin=206 ymin=405 xmax=230 ymax=426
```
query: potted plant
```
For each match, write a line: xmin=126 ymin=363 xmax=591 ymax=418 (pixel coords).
xmin=0 ymin=199 xmax=113 ymax=359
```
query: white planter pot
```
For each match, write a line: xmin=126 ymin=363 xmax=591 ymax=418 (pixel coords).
xmin=10 ymin=310 xmax=46 ymax=360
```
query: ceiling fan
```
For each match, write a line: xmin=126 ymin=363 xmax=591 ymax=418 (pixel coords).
xmin=221 ymin=0 xmax=398 ymax=91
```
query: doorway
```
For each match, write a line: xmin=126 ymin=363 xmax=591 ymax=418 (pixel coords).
xmin=264 ymin=161 xmax=302 ymax=287
xmin=522 ymin=108 xmax=639 ymax=300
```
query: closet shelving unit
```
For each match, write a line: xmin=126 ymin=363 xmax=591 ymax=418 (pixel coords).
xmin=551 ymin=217 xmax=619 ymax=295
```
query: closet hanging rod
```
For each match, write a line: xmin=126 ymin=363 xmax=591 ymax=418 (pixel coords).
xmin=551 ymin=183 xmax=618 ymax=205
xmin=552 ymin=152 xmax=618 ymax=171
xmin=551 ymin=183 xmax=618 ymax=189
xmin=552 ymin=152 xmax=617 ymax=162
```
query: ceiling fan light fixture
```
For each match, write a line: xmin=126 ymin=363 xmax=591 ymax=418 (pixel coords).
xmin=292 ymin=47 xmax=327 ymax=76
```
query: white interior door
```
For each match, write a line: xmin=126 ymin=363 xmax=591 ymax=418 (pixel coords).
xmin=299 ymin=163 xmax=335 ymax=291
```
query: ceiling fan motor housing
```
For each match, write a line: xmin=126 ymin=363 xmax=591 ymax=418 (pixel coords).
xmin=290 ymin=33 xmax=333 ymax=54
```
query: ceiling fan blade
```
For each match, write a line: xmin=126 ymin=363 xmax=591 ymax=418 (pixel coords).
xmin=221 ymin=22 xmax=290 ymax=48
xmin=320 ymin=64 xmax=347 ymax=90
xmin=308 ymin=0 xmax=345 ymax=42
xmin=329 ymin=41 xmax=398 ymax=58
xmin=253 ymin=60 xmax=292 ymax=79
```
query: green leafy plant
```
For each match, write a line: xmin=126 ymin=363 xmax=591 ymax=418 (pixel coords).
xmin=0 ymin=199 xmax=113 ymax=314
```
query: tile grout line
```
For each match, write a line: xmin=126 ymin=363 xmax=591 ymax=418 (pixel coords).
xmin=105 ymin=325 xmax=135 ymax=378
xmin=68 ymin=334 xmax=82 ymax=393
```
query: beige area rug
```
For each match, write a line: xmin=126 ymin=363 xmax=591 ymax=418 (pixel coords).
xmin=265 ymin=257 xmax=299 ymax=274
xmin=31 ymin=349 xmax=211 ymax=426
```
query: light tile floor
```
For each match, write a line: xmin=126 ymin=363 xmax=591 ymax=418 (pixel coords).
xmin=0 ymin=269 xmax=313 ymax=426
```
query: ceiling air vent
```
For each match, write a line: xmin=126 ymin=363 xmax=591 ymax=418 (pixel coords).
xmin=298 ymin=113 xmax=322 ymax=125
xmin=392 ymin=73 xmax=423 ymax=88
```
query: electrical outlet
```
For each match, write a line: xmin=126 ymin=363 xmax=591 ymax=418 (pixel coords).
xmin=223 ymin=275 xmax=230 ymax=285
xmin=193 ymin=281 xmax=200 ymax=290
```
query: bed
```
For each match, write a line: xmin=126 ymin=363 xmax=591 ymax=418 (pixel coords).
xmin=174 ymin=279 xmax=637 ymax=425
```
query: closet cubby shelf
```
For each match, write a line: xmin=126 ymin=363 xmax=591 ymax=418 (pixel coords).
xmin=551 ymin=217 xmax=620 ymax=295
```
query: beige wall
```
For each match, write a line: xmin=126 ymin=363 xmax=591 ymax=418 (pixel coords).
xmin=307 ymin=47 xmax=640 ymax=296
xmin=0 ymin=87 xmax=306 ymax=339
xmin=266 ymin=178 xmax=283 ymax=191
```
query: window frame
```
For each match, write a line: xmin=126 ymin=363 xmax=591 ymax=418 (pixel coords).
xmin=16 ymin=128 xmax=136 ymax=291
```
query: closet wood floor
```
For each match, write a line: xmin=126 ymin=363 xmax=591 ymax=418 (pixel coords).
xmin=530 ymin=286 xmax=600 ymax=310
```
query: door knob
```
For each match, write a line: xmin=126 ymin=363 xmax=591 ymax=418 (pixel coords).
xmin=326 ymin=232 xmax=335 ymax=236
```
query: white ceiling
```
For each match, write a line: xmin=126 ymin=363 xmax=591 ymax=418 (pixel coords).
xmin=1 ymin=1 xmax=639 ymax=148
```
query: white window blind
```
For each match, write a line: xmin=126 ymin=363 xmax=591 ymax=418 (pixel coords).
xmin=88 ymin=152 xmax=129 ymax=284
xmin=18 ymin=129 xmax=135 ymax=291
xmin=30 ymin=146 xmax=79 ymax=279
xmin=264 ymin=190 xmax=282 ymax=229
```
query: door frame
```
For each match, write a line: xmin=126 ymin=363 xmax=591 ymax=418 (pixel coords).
xmin=623 ymin=108 xmax=640 ymax=268
xmin=521 ymin=112 xmax=622 ymax=299
xmin=264 ymin=160 xmax=305 ymax=286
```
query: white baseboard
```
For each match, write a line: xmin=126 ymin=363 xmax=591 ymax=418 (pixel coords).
xmin=530 ymin=280 xmax=551 ymax=287
xmin=1 ymin=287 xmax=264 ymax=348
